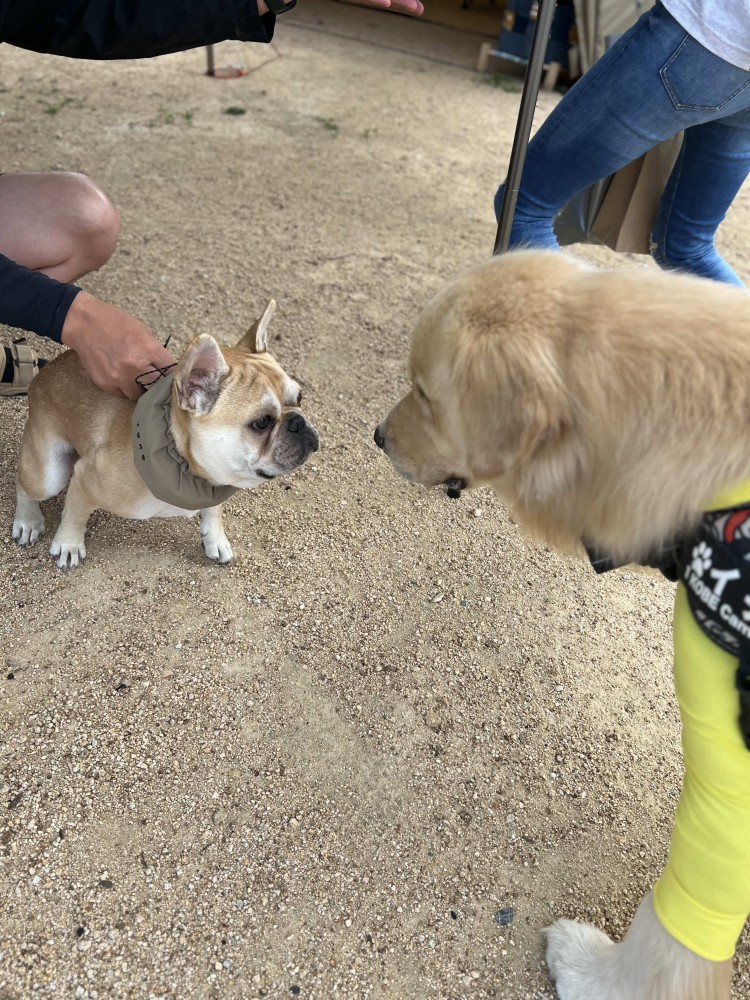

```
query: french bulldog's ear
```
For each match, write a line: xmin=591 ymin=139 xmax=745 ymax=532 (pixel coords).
xmin=236 ymin=299 xmax=275 ymax=354
xmin=174 ymin=335 xmax=230 ymax=415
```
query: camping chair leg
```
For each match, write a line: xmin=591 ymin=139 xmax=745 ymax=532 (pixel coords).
xmin=494 ymin=0 xmax=558 ymax=255
xmin=206 ymin=45 xmax=215 ymax=76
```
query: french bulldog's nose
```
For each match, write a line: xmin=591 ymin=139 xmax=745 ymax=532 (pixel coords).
xmin=373 ymin=425 xmax=385 ymax=450
xmin=286 ymin=411 xmax=320 ymax=452
xmin=287 ymin=413 xmax=305 ymax=435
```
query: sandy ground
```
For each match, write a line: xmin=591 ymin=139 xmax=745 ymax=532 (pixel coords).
xmin=1 ymin=3 xmax=750 ymax=998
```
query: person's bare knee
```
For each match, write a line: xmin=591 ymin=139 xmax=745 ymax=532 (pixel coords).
xmin=63 ymin=172 xmax=121 ymax=275
xmin=0 ymin=171 xmax=120 ymax=281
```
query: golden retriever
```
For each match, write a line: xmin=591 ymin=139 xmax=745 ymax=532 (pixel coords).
xmin=375 ymin=249 xmax=750 ymax=1000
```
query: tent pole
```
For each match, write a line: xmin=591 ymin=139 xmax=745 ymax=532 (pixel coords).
xmin=494 ymin=0 xmax=558 ymax=255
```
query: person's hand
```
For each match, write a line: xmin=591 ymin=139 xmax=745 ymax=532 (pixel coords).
xmin=347 ymin=0 xmax=424 ymax=13
xmin=258 ymin=0 xmax=424 ymax=11
xmin=60 ymin=291 xmax=177 ymax=400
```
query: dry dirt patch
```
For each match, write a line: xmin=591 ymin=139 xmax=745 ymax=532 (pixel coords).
xmin=1 ymin=4 xmax=749 ymax=997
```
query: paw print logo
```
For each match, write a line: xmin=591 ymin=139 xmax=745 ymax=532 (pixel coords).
xmin=690 ymin=541 xmax=712 ymax=578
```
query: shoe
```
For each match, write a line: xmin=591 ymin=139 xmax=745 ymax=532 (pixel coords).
xmin=0 ymin=339 xmax=46 ymax=396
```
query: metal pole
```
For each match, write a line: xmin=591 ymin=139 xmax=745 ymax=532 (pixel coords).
xmin=494 ymin=0 xmax=558 ymax=255
xmin=205 ymin=45 xmax=215 ymax=76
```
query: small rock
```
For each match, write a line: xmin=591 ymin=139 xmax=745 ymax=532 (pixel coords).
xmin=495 ymin=906 xmax=515 ymax=926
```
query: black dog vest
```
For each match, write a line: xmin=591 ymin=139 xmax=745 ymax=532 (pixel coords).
xmin=586 ymin=503 xmax=750 ymax=748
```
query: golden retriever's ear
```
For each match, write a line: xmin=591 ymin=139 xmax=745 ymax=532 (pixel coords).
xmin=454 ymin=332 xmax=573 ymax=478
xmin=516 ymin=395 xmax=573 ymax=463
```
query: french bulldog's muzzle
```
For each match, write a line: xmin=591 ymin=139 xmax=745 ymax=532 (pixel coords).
xmin=270 ymin=411 xmax=320 ymax=475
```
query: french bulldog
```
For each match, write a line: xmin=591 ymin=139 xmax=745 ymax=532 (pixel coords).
xmin=12 ymin=300 xmax=319 ymax=568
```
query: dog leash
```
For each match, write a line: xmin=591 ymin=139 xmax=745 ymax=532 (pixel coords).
xmin=135 ymin=335 xmax=177 ymax=391
xmin=135 ymin=363 xmax=177 ymax=390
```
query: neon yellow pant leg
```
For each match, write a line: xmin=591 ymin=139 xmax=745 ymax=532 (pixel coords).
xmin=653 ymin=583 xmax=750 ymax=961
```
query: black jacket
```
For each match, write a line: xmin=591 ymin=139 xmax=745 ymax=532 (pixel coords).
xmin=0 ymin=0 xmax=274 ymax=60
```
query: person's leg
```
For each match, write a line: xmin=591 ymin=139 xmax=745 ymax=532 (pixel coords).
xmin=494 ymin=2 xmax=750 ymax=250
xmin=651 ymin=115 xmax=750 ymax=285
xmin=0 ymin=171 xmax=120 ymax=281
xmin=0 ymin=171 xmax=120 ymax=389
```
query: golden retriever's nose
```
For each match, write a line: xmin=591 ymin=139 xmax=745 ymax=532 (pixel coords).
xmin=373 ymin=425 xmax=385 ymax=450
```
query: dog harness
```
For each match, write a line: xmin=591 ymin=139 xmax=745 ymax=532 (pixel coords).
xmin=588 ymin=480 xmax=750 ymax=961
xmin=679 ymin=502 xmax=750 ymax=745
xmin=132 ymin=374 xmax=238 ymax=511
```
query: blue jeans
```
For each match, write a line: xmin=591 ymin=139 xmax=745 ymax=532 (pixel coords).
xmin=494 ymin=1 xmax=750 ymax=285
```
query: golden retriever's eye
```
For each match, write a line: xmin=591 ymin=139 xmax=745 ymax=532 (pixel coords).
xmin=250 ymin=415 xmax=273 ymax=432
xmin=413 ymin=383 xmax=426 ymax=401
xmin=296 ymin=391 xmax=303 ymax=406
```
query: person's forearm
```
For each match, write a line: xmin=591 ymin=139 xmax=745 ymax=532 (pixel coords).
xmin=0 ymin=0 xmax=276 ymax=60
xmin=0 ymin=253 xmax=80 ymax=342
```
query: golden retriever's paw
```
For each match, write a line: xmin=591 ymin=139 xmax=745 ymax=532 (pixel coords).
xmin=545 ymin=918 xmax=615 ymax=1000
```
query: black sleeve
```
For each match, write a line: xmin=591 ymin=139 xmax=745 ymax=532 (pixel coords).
xmin=0 ymin=254 xmax=80 ymax=343
xmin=0 ymin=0 xmax=275 ymax=60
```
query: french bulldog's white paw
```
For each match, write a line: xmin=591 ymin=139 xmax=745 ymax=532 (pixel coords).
xmin=49 ymin=537 xmax=86 ymax=570
xmin=202 ymin=534 xmax=233 ymax=564
xmin=12 ymin=512 xmax=46 ymax=546
xmin=545 ymin=918 xmax=614 ymax=999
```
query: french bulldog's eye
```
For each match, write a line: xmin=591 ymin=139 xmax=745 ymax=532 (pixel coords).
xmin=250 ymin=415 xmax=274 ymax=432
